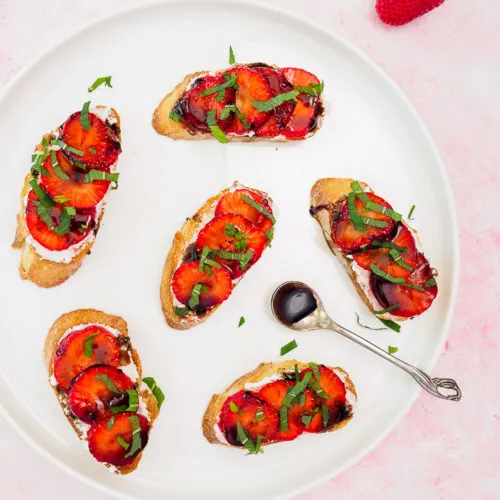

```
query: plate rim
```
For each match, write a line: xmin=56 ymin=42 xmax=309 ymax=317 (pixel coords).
xmin=0 ymin=0 xmax=460 ymax=498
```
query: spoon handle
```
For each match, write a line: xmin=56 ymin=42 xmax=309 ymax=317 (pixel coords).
xmin=325 ymin=320 xmax=462 ymax=401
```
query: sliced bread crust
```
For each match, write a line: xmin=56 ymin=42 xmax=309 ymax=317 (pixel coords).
xmin=45 ymin=309 xmax=159 ymax=475
xmin=160 ymin=182 xmax=273 ymax=330
xmin=152 ymin=64 xmax=322 ymax=141
xmin=12 ymin=107 xmax=121 ymax=288
xmin=202 ymin=360 xmax=356 ymax=446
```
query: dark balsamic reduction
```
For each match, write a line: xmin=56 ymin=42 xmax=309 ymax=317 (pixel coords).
xmin=273 ymin=283 xmax=318 ymax=325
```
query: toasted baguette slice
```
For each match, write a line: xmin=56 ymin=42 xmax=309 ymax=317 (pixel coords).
xmin=12 ymin=106 xmax=121 ymax=288
xmin=160 ymin=181 xmax=273 ymax=330
xmin=310 ymin=178 xmax=436 ymax=322
xmin=202 ymin=360 xmax=356 ymax=447
xmin=45 ymin=309 xmax=160 ymax=474
xmin=152 ymin=63 xmax=323 ymax=141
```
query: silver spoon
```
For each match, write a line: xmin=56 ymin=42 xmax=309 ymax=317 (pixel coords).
xmin=271 ymin=281 xmax=462 ymax=401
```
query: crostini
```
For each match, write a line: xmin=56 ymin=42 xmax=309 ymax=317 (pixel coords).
xmin=160 ymin=182 xmax=275 ymax=330
xmin=13 ymin=104 xmax=122 ymax=288
xmin=202 ymin=361 xmax=356 ymax=452
xmin=310 ymin=178 xmax=438 ymax=321
xmin=45 ymin=309 xmax=164 ymax=473
xmin=152 ymin=63 xmax=324 ymax=142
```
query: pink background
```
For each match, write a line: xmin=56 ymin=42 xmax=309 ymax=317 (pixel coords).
xmin=0 ymin=0 xmax=498 ymax=498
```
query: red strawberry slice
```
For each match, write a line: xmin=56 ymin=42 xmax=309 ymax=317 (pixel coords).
xmin=40 ymin=150 xmax=110 ymax=209
xmin=25 ymin=188 xmax=95 ymax=251
xmin=256 ymin=379 xmax=316 ymax=441
xmin=53 ymin=326 xmax=120 ymax=391
xmin=60 ymin=111 xmax=121 ymax=169
xmin=376 ymin=0 xmax=445 ymax=26
xmin=196 ymin=213 xmax=267 ymax=278
xmin=215 ymin=189 xmax=274 ymax=233
xmin=371 ymin=252 xmax=438 ymax=318
xmin=88 ymin=412 xmax=150 ymax=467
xmin=68 ymin=365 xmax=135 ymax=424
xmin=332 ymin=193 xmax=396 ymax=253
xmin=353 ymin=223 xmax=418 ymax=279
xmin=171 ymin=260 xmax=233 ymax=310
xmin=299 ymin=365 xmax=349 ymax=432
xmin=227 ymin=67 xmax=273 ymax=130
xmin=254 ymin=65 xmax=295 ymax=138
xmin=281 ymin=68 xmax=321 ymax=139
xmin=218 ymin=390 xmax=278 ymax=446
xmin=181 ymin=75 xmax=236 ymax=132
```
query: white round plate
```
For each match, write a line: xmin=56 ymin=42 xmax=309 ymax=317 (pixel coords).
xmin=0 ymin=1 xmax=458 ymax=499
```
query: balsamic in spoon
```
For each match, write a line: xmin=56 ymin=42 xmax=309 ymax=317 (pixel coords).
xmin=271 ymin=281 xmax=462 ymax=401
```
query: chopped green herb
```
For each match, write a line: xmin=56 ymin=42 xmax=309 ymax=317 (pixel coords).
xmin=220 ymin=104 xmax=250 ymax=129
xmin=29 ymin=179 xmax=54 ymax=208
xmin=307 ymin=362 xmax=330 ymax=399
xmin=34 ymin=202 xmax=54 ymax=228
xmin=252 ymin=90 xmax=299 ymax=112
xmin=294 ymin=364 xmax=300 ymax=383
xmin=106 ymin=416 xmax=115 ymax=431
xmin=169 ymin=110 xmax=181 ymax=122
xmin=53 ymin=207 xmax=76 ymax=236
xmin=116 ymin=436 xmax=129 ymax=450
xmin=361 ymin=217 xmax=389 ymax=229
xmin=253 ymin=407 xmax=265 ymax=423
xmin=229 ymin=45 xmax=236 ymax=65
xmin=236 ymin=421 xmax=263 ymax=454
xmin=50 ymin=151 xmax=70 ymax=181
xmin=308 ymin=362 xmax=321 ymax=380
xmin=301 ymin=415 xmax=313 ymax=426
xmin=143 ymin=377 xmax=165 ymax=409
xmin=174 ymin=307 xmax=190 ymax=316
xmin=200 ymin=74 xmax=237 ymax=97
xmin=218 ymin=249 xmax=254 ymax=270
xmin=215 ymin=89 xmax=225 ymax=102
xmin=388 ymin=345 xmax=399 ymax=355
xmin=88 ymin=147 xmax=97 ymax=155
xmin=279 ymin=405 xmax=288 ymax=432
xmin=50 ymin=138 xmax=84 ymax=156
xmin=355 ymin=312 xmax=387 ymax=331
xmin=80 ymin=101 xmax=91 ymax=131
xmin=124 ymin=415 xmax=143 ymax=458
xmin=95 ymin=374 xmax=119 ymax=393
xmin=83 ymin=169 xmax=119 ymax=189
xmin=408 ymin=204 xmax=416 ymax=220
xmin=425 ymin=277 xmax=437 ymax=288
xmin=378 ymin=318 xmax=401 ymax=333
xmin=238 ymin=316 xmax=245 ymax=328
xmin=350 ymin=181 xmax=370 ymax=203
xmin=280 ymin=340 xmax=298 ymax=356
xmin=230 ymin=401 xmax=240 ymax=413
xmin=373 ymin=304 xmax=400 ymax=314
xmin=370 ymin=264 xmax=425 ymax=291
xmin=206 ymin=110 xmax=228 ymax=143
xmin=294 ymin=80 xmax=324 ymax=97
xmin=282 ymin=371 xmax=312 ymax=408
xmin=321 ymin=404 xmax=329 ymax=428
xmin=388 ymin=248 xmax=414 ymax=271
xmin=88 ymin=76 xmax=112 ymax=92
xmin=224 ymin=223 xmax=248 ymax=248
xmin=83 ymin=332 xmax=99 ymax=358
xmin=53 ymin=195 xmax=70 ymax=203
xmin=371 ymin=240 xmax=407 ymax=252
xmin=265 ymin=226 xmax=274 ymax=246
xmin=364 ymin=200 xmax=402 ymax=222
xmin=241 ymin=194 xmax=276 ymax=224
xmin=347 ymin=192 xmax=365 ymax=231
xmin=188 ymin=283 xmax=208 ymax=309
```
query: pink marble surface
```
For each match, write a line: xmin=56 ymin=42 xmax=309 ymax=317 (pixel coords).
xmin=0 ymin=0 xmax=498 ymax=498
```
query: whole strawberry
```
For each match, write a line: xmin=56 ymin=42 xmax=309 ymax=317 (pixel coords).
xmin=376 ymin=0 xmax=445 ymax=26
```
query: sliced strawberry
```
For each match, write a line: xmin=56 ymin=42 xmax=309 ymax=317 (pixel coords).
xmin=196 ymin=213 xmax=267 ymax=278
xmin=281 ymin=68 xmax=321 ymax=139
xmin=227 ymin=67 xmax=273 ymax=130
xmin=60 ymin=111 xmax=121 ymax=169
xmin=254 ymin=65 xmax=295 ymax=138
xmin=299 ymin=365 xmax=349 ymax=433
xmin=25 ymin=188 xmax=95 ymax=251
xmin=353 ymin=223 xmax=418 ymax=279
xmin=68 ymin=365 xmax=135 ymax=424
xmin=171 ymin=260 xmax=232 ymax=310
xmin=215 ymin=189 xmax=274 ymax=233
xmin=39 ymin=150 xmax=110 ymax=209
xmin=88 ymin=412 xmax=150 ymax=467
xmin=181 ymin=75 xmax=236 ymax=132
xmin=332 ymin=193 xmax=396 ymax=253
xmin=256 ymin=379 xmax=316 ymax=441
xmin=53 ymin=326 xmax=120 ymax=391
xmin=371 ymin=252 xmax=438 ymax=318
xmin=218 ymin=391 xmax=278 ymax=446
